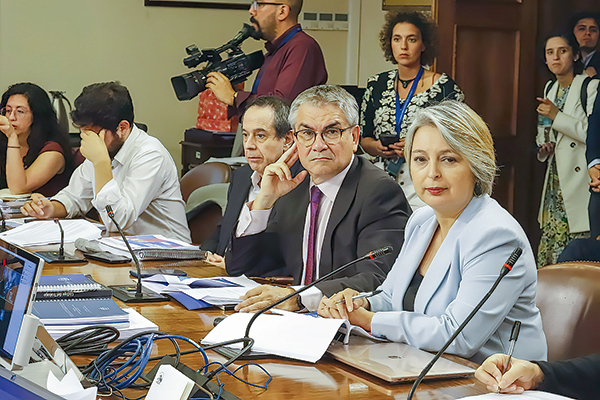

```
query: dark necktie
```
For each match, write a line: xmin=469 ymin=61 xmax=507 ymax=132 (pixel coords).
xmin=305 ymin=186 xmax=323 ymax=284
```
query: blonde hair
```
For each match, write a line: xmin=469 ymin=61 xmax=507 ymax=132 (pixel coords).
xmin=405 ymin=101 xmax=497 ymax=196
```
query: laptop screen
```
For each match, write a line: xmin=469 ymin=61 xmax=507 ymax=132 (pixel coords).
xmin=0 ymin=366 xmax=63 ymax=400
xmin=0 ymin=239 xmax=44 ymax=359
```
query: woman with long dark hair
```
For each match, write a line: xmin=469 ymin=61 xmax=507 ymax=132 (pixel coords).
xmin=536 ymin=32 xmax=598 ymax=266
xmin=0 ymin=83 xmax=74 ymax=196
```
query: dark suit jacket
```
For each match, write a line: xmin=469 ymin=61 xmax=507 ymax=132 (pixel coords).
xmin=587 ymin=91 xmax=600 ymax=165
xmin=201 ymin=164 xmax=253 ymax=255
xmin=226 ymin=156 xmax=411 ymax=296
xmin=536 ymin=354 xmax=600 ymax=400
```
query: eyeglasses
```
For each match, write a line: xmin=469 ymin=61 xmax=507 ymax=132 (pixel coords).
xmin=293 ymin=126 xmax=354 ymax=146
xmin=251 ymin=1 xmax=284 ymax=11
xmin=0 ymin=107 xmax=30 ymax=119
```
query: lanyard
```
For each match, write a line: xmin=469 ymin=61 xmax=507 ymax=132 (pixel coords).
xmin=251 ymin=26 xmax=302 ymax=94
xmin=395 ymin=66 xmax=424 ymax=136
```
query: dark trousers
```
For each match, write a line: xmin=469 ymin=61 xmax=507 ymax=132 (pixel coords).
xmin=557 ymin=190 xmax=600 ymax=262
xmin=590 ymin=191 xmax=600 ymax=239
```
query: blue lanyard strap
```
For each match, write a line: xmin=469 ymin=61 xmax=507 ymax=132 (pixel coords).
xmin=251 ymin=26 xmax=302 ymax=94
xmin=395 ymin=66 xmax=424 ymax=136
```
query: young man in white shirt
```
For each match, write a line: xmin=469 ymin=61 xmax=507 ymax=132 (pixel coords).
xmin=21 ymin=82 xmax=190 ymax=243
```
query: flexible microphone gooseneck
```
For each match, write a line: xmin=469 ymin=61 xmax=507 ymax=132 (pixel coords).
xmin=105 ymin=205 xmax=167 ymax=303
xmin=55 ymin=218 xmax=65 ymax=259
xmin=0 ymin=206 xmax=6 ymax=232
xmin=406 ymin=247 xmax=523 ymax=400
xmin=203 ymin=246 xmax=393 ymax=380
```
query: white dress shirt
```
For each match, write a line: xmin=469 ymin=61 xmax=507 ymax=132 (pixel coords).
xmin=53 ymin=125 xmax=191 ymax=243
xmin=236 ymin=156 xmax=354 ymax=310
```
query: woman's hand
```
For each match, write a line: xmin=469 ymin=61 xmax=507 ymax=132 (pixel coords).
xmin=360 ymin=137 xmax=396 ymax=158
xmin=318 ymin=288 xmax=375 ymax=331
xmin=538 ymin=142 xmax=555 ymax=159
xmin=0 ymin=115 xmax=17 ymax=138
xmin=388 ymin=138 xmax=406 ymax=158
xmin=536 ymin=97 xmax=559 ymax=121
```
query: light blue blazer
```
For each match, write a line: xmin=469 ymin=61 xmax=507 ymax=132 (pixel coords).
xmin=369 ymin=195 xmax=547 ymax=363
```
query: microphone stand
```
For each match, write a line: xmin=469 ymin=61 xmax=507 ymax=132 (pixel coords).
xmin=406 ymin=247 xmax=523 ymax=400
xmin=203 ymin=245 xmax=393 ymax=381
xmin=35 ymin=219 xmax=85 ymax=263
xmin=105 ymin=205 xmax=168 ymax=303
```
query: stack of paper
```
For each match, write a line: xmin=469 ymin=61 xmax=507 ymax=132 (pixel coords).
xmin=0 ymin=219 xmax=102 ymax=246
xmin=98 ymin=235 xmax=204 ymax=260
xmin=201 ymin=311 xmax=384 ymax=363
xmin=142 ymin=275 xmax=259 ymax=310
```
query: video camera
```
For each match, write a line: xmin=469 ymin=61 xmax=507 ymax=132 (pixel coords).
xmin=171 ymin=24 xmax=264 ymax=101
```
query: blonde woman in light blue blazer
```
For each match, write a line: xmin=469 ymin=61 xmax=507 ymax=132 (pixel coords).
xmin=319 ymin=101 xmax=547 ymax=364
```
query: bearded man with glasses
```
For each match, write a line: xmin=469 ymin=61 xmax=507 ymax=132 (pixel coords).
xmin=206 ymin=0 xmax=327 ymax=118
xmin=227 ymin=85 xmax=411 ymax=312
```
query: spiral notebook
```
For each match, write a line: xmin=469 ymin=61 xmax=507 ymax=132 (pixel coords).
xmin=35 ymin=274 xmax=112 ymax=300
xmin=98 ymin=235 xmax=206 ymax=260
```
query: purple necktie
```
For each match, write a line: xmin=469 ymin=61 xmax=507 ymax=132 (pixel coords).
xmin=305 ymin=186 xmax=323 ymax=285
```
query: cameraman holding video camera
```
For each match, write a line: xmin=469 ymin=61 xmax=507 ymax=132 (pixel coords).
xmin=206 ymin=0 xmax=327 ymax=116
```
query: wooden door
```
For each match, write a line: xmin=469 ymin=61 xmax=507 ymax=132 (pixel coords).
xmin=436 ymin=0 xmax=542 ymax=242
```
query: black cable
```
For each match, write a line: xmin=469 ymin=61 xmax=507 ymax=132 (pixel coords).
xmin=57 ymin=325 xmax=120 ymax=356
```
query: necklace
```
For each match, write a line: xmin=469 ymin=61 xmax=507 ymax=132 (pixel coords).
xmin=398 ymin=77 xmax=416 ymax=89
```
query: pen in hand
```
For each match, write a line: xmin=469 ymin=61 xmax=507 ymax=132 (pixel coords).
xmin=498 ymin=320 xmax=521 ymax=393
xmin=336 ymin=289 xmax=383 ymax=305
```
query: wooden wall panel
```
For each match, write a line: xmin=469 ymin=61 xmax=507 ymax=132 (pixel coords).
xmin=455 ymin=28 xmax=519 ymax=138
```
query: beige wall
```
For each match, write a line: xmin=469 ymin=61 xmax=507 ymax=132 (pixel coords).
xmin=0 ymin=0 xmax=386 ymax=171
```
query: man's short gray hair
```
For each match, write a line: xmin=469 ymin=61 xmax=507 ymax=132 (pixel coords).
xmin=405 ymin=100 xmax=497 ymax=196
xmin=288 ymin=85 xmax=359 ymax=128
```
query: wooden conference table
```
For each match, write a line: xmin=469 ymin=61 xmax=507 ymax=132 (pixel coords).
xmin=36 ymin=244 xmax=488 ymax=400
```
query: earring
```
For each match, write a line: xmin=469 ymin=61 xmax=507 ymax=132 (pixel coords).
xmin=474 ymin=181 xmax=483 ymax=197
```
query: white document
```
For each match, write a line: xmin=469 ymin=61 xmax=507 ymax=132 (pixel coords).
xmin=457 ymin=391 xmax=574 ymax=400
xmin=202 ymin=312 xmax=350 ymax=363
xmin=0 ymin=219 xmax=102 ymax=246
xmin=146 ymin=364 xmax=195 ymax=400
xmin=142 ymin=274 xmax=258 ymax=294
xmin=46 ymin=368 xmax=97 ymax=400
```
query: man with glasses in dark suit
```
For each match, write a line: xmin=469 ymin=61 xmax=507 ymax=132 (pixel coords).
xmin=227 ymin=85 xmax=411 ymax=312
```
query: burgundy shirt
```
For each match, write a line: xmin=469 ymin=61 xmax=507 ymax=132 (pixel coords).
xmin=231 ymin=24 xmax=328 ymax=117
xmin=34 ymin=141 xmax=72 ymax=197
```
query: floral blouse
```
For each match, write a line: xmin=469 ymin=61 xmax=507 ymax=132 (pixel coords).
xmin=360 ymin=70 xmax=464 ymax=140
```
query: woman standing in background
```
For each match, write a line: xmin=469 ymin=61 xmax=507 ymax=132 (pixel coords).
xmin=360 ymin=11 xmax=464 ymax=210
xmin=536 ymin=32 xmax=598 ymax=266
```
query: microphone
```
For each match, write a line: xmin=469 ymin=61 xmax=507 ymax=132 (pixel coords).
xmin=215 ymin=23 xmax=260 ymax=53
xmin=55 ymin=218 xmax=65 ymax=259
xmin=35 ymin=218 xmax=86 ymax=263
xmin=104 ymin=205 xmax=168 ymax=303
xmin=406 ymin=247 xmax=523 ymax=400
xmin=0 ymin=206 xmax=6 ymax=232
xmin=203 ymin=246 xmax=393 ymax=380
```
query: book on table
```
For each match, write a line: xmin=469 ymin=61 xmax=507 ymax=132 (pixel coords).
xmin=98 ymin=234 xmax=206 ymax=260
xmin=35 ymin=274 xmax=112 ymax=300
xmin=32 ymin=297 xmax=129 ymax=326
